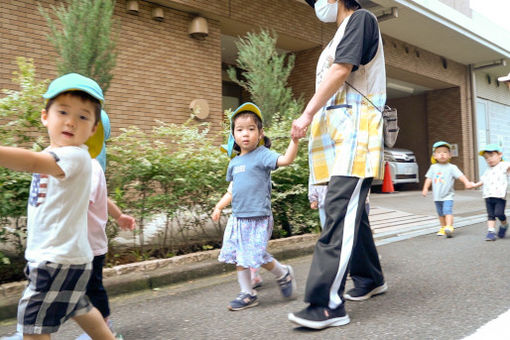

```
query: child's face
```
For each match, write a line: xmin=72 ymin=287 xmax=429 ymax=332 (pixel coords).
xmin=42 ymin=93 xmax=98 ymax=149
xmin=483 ymin=151 xmax=503 ymax=167
xmin=433 ymin=146 xmax=451 ymax=163
xmin=233 ymin=115 xmax=262 ymax=155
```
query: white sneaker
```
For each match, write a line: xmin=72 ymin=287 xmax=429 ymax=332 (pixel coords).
xmin=1 ymin=332 xmax=23 ymax=340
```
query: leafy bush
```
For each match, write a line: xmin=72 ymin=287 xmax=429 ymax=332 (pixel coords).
xmin=106 ymin=118 xmax=227 ymax=257
xmin=0 ymin=58 xmax=48 ymax=281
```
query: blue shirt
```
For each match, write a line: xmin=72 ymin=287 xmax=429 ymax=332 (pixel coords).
xmin=226 ymin=146 xmax=280 ymax=218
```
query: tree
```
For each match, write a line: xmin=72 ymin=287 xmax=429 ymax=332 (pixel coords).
xmin=227 ymin=30 xmax=304 ymax=126
xmin=40 ymin=0 xmax=118 ymax=93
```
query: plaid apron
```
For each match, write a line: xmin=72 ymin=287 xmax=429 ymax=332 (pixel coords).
xmin=309 ymin=12 xmax=386 ymax=184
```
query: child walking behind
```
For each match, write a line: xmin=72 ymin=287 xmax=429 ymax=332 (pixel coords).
xmin=473 ymin=144 xmax=510 ymax=241
xmin=212 ymin=102 xmax=299 ymax=311
xmin=308 ymin=181 xmax=327 ymax=229
xmin=0 ymin=73 xmax=115 ymax=339
xmin=422 ymin=141 xmax=474 ymax=238
xmin=76 ymin=156 xmax=136 ymax=340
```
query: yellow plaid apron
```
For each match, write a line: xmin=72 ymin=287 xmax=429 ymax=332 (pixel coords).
xmin=309 ymin=12 xmax=386 ymax=184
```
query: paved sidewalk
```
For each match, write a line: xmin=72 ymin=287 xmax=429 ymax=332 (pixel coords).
xmin=369 ymin=189 xmax=490 ymax=244
xmin=0 ymin=190 xmax=496 ymax=321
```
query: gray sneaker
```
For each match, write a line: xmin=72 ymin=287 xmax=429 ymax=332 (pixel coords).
xmin=228 ymin=292 xmax=258 ymax=311
xmin=277 ymin=265 xmax=297 ymax=298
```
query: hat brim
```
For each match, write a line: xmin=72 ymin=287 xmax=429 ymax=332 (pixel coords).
xmin=479 ymin=149 xmax=501 ymax=156
xmin=498 ymin=75 xmax=510 ymax=83
xmin=43 ymin=86 xmax=104 ymax=104
xmin=85 ymin=121 xmax=104 ymax=159
xmin=232 ymin=102 xmax=263 ymax=122
xmin=43 ymin=73 xmax=104 ymax=103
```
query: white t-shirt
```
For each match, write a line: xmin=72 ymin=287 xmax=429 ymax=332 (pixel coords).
xmin=481 ymin=161 xmax=510 ymax=199
xmin=26 ymin=145 xmax=93 ymax=264
xmin=88 ymin=159 xmax=108 ymax=256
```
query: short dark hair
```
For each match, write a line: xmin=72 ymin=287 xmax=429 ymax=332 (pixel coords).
xmin=45 ymin=90 xmax=101 ymax=125
xmin=342 ymin=0 xmax=362 ymax=11
xmin=231 ymin=111 xmax=271 ymax=153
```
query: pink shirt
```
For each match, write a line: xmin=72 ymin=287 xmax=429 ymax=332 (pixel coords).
xmin=87 ymin=159 xmax=108 ymax=256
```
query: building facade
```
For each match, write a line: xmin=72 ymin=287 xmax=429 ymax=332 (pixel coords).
xmin=1 ymin=0 xmax=509 ymax=183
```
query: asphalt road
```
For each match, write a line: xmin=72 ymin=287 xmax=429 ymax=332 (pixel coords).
xmin=2 ymin=221 xmax=509 ymax=339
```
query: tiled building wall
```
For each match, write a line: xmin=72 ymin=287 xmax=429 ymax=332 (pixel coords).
xmin=386 ymin=94 xmax=429 ymax=183
xmin=288 ymin=46 xmax=322 ymax=106
xmin=0 ymin=1 xmax=476 ymax=178
xmin=383 ymin=35 xmax=474 ymax=179
xmin=0 ymin=0 xmax=332 ymax=138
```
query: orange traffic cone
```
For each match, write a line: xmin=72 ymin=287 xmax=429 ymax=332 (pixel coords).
xmin=381 ymin=162 xmax=394 ymax=193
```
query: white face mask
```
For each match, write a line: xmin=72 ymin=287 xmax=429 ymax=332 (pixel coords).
xmin=314 ymin=0 xmax=338 ymax=23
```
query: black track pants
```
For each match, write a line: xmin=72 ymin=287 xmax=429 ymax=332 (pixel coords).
xmin=304 ymin=176 xmax=384 ymax=309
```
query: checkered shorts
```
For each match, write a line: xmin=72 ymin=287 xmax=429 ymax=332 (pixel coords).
xmin=17 ymin=261 xmax=93 ymax=334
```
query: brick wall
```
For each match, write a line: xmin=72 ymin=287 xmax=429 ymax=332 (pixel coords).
xmin=288 ymin=46 xmax=322 ymax=104
xmin=386 ymin=94 xmax=429 ymax=182
xmin=383 ymin=35 xmax=474 ymax=179
xmin=0 ymin=1 xmax=476 ymax=178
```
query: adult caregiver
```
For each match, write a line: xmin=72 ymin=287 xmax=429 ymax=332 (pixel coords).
xmin=288 ymin=0 xmax=387 ymax=329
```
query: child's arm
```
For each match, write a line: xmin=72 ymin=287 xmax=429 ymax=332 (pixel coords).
xmin=107 ymin=198 xmax=136 ymax=231
xmin=472 ymin=180 xmax=483 ymax=188
xmin=458 ymin=175 xmax=474 ymax=189
xmin=422 ymin=178 xmax=432 ymax=196
xmin=0 ymin=146 xmax=64 ymax=178
xmin=277 ymin=138 xmax=299 ymax=167
xmin=212 ymin=191 xmax=232 ymax=222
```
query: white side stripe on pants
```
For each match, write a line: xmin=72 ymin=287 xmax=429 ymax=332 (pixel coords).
xmin=328 ymin=178 xmax=363 ymax=309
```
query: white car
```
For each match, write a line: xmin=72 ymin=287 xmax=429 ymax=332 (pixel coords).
xmin=373 ymin=148 xmax=419 ymax=185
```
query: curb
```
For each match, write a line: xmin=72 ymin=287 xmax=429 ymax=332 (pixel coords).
xmin=0 ymin=234 xmax=320 ymax=321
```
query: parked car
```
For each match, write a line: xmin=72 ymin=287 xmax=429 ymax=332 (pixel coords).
xmin=373 ymin=148 xmax=419 ymax=185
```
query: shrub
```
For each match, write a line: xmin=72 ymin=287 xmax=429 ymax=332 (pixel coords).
xmin=0 ymin=58 xmax=48 ymax=281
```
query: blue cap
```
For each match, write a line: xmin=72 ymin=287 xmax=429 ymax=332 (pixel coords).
xmin=43 ymin=73 xmax=104 ymax=104
xmin=479 ymin=144 xmax=502 ymax=156
xmin=432 ymin=141 xmax=451 ymax=152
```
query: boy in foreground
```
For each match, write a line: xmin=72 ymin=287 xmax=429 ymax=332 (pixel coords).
xmin=0 ymin=73 xmax=115 ymax=340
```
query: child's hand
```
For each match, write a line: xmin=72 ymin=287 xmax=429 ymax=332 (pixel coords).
xmin=465 ymin=181 xmax=475 ymax=189
xmin=421 ymin=189 xmax=428 ymax=197
xmin=212 ymin=207 xmax=221 ymax=222
xmin=117 ymin=214 xmax=136 ymax=231
xmin=310 ymin=201 xmax=318 ymax=210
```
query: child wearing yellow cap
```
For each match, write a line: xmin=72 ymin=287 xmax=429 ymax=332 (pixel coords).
xmin=0 ymin=73 xmax=116 ymax=339
xmin=422 ymin=141 xmax=474 ymax=238
xmin=473 ymin=144 xmax=510 ymax=241
xmin=212 ymin=102 xmax=299 ymax=311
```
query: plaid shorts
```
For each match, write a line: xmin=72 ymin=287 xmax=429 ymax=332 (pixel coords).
xmin=17 ymin=261 xmax=93 ymax=334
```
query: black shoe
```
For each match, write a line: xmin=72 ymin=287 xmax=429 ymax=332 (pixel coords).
xmin=498 ymin=225 xmax=508 ymax=238
xmin=288 ymin=304 xmax=350 ymax=329
xmin=344 ymin=282 xmax=388 ymax=301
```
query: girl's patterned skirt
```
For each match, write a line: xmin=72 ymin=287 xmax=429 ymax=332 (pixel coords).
xmin=218 ymin=215 xmax=274 ymax=268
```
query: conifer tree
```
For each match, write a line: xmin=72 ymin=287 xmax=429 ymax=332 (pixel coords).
xmin=40 ymin=0 xmax=117 ymax=93
xmin=227 ymin=30 xmax=303 ymax=126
